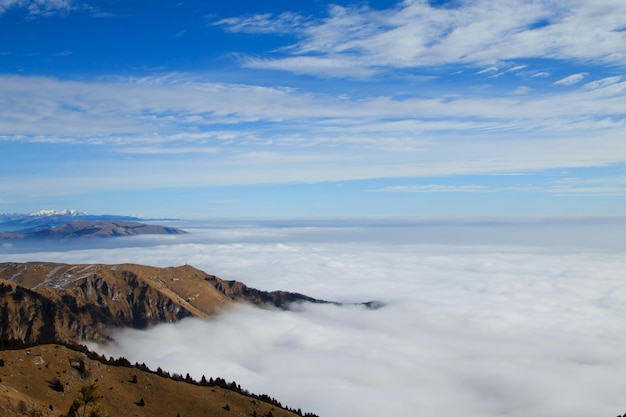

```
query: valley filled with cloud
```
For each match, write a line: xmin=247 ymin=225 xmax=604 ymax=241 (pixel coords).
xmin=2 ymin=220 xmax=625 ymax=417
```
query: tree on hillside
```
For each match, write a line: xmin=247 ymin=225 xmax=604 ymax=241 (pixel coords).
xmin=64 ymin=381 xmax=108 ymax=417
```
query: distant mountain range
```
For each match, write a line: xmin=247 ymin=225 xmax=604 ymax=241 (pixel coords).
xmin=0 ymin=209 xmax=142 ymax=232
xmin=0 ymin=209 xmax=185 ymax=239
xmin=0 ymin=220 xmax=186 ymax=240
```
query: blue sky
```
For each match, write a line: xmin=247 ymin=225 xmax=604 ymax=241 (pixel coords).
xmin=1 ymin=0 xmax=625 ymax=218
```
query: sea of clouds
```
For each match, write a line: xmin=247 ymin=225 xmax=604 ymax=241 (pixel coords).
xmin=1 ymin=219 xmax=626 ymax=417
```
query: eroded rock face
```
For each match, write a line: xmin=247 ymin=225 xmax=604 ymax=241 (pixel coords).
xmin=0 ymin=282 xmax=103 ymax=343
xmin=0 ymin=262 xmax=334 ymax=344
xmin=0 ymin=263 xmax=228 ymax=343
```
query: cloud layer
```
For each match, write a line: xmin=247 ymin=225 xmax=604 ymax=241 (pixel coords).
xmin=1 ymin=73 xmax=625 ymax=202
xmin=3 ymin=222 xmax=626 ymax=417
xmin=215 ymin=0 xmax=626 ymax=77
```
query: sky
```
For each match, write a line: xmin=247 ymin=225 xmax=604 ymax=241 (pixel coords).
xmin=1 ymin=0 xmax=626 ymax=218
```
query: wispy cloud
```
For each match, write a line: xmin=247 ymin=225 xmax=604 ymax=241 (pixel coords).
xmin=372 ymin=185 xmax=492 ymax=193
xmin=554 ymin=72 xmax=587 ymax=86
xmin=117 ymin=146 xmax=221 ymax=155
xmin=217 ymin=0 xmax=626 ymax=78
xmin=212 ymin=11 xmax=303 ymax=34
xmin=584 ymin=76 xmax=622 ymax=90
xmin=1 ymin=72 xmax=625 ymax=197
xmin=476 ymin=67 xmax=499 ymax=74
xmin=2 ymin=74 xmax=625 ymax=140
xmin=0 ymin=0 xmax=78 ymax=16
xmin=243 ymin=56 xmax=379 ymax=79
xmin=507 ymin=65 xmax=528 ymax=72
xmin=372 ymin=176 xmax=626 ymax=197
xmin=511 ymin=86 xmax=533 ymax=95
xmin=541 ymin=175 xmax=626 ymax=196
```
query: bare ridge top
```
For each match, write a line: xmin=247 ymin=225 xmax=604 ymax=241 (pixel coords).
xmin=0 ymin=261 xmax=332 ymax=344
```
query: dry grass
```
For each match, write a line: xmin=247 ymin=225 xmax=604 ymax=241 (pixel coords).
xmin=0 ymin=344 xmax=304 ymax=417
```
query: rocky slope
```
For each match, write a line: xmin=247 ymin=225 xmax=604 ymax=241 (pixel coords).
xmin=0 ymin=262 xmax=332 ymax=343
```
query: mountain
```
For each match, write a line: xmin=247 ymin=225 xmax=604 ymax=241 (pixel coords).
xmin=0 ymin=220 xmax=186 ymax=240
xmin=28 ymin=209 xmax=88 ymax=217
xmin=0 ymin=343 xmax=314 ymax=417
xmin=0 ymin=262 xmax=367 ymax=416
xmin=0 ymin=262 xmax=332 ymax=416
xmin=0 ymin=210 xmax=141 ymax=232
xmin=0 ymin=262 xmax=335 ymax=343
xmin=0 ymin=210 xmax=86 ymax=223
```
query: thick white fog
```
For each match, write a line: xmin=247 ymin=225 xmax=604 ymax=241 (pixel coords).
xmin=2 ymin=220 xmax=626 ymax=417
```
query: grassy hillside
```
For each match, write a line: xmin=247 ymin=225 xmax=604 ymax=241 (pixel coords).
xmin=0 ymin=343 xmax=315 ymax=417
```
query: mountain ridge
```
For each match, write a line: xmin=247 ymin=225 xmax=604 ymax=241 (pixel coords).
xmin=0 ymin=210 xmax=143 ymax=232
xmin=0 ymin=262 xmax=344 ymax=344
xmin=0 ymin=220 xmax=186 ymax=239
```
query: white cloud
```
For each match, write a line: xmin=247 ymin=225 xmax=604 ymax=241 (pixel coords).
xmin=2 ymin=74 xmax=625 ymax=137
xmin=554 ymin=72 xmax=588 ymax=86
xmin=243 ymin=56 xmax=379 ymax=79
xmin=5 ymin=223 xmax=626 ymax=417
xmin=370 ymin=176 xmax=626 ymax=197
xmin=212 ymin=11 xmax=303 ymax=34
xmin=537 ymin=175 xmax=626 ymax=196
xmin=372 ymin=185 xmax=492 ymax=193
xmin=511 ymin=86 xmax=533 ymax=95
xmin=1 ymin=73 xmax=626 ymax=197
xmin=3 ymin=130 xmax=626 ymax=197
xmin=218 ymin=0 xmax=626 ymax=77
xmin=0 ymin=0 xmax=77 ymax=16
xmin=117 ymin=146 xmax=221 ymax=155
xmin=584 ymin=76 xmax=622 ymax=90
xmin=476 ymin=66 xmax=499 ymax=74
xmin=507 ymin=65 xmax=528 ymax=72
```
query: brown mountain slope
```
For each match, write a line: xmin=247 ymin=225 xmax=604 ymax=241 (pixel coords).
xmin=0 ymin=262 xmax=334 ymax=343
xmin=0 ymin=343 xmax=310 ymax=417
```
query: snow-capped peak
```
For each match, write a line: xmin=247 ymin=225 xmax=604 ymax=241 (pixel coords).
xmin=28 ymin=209 xmax=88 ymax=217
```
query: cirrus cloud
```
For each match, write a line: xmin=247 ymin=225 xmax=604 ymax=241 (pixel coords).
xmin=215 ymin=0 xmax=626 ymax=77
xmin=554 ymin=72 xmax=588 ymax=86
xmin=0 ymin=0 xmax=77 ymax=16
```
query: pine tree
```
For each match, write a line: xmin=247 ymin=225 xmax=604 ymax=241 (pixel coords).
xmin=69 ymin=380 xmax=107 ymax=417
